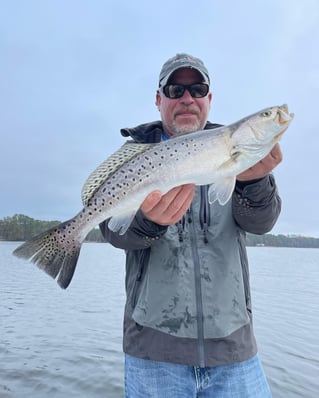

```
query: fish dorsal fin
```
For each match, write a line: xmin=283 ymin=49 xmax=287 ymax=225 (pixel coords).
xmin=81 ymin=141 xmax=153 ymax=205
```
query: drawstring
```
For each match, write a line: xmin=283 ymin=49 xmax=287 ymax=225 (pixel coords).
xmin=176 ymin=188 xmax=210 ymax=243
xmin=177 ymin=218 xmax=184 ymax=242
xmin=176 ymin=209 xmax=191 ymax=242
xmin=203 ymin=223 xmax=209 ymax=244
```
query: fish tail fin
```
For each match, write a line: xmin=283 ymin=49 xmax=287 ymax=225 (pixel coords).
xmin=13 ymin=219 xmax=83 ymax=289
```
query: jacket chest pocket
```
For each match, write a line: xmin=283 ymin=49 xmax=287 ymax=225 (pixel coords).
xmin=130 ymin=249 xmax=150 ymax=309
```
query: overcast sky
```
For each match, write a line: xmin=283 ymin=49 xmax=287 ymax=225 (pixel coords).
xmin=1 ymin=0 xmax=318 ymax=237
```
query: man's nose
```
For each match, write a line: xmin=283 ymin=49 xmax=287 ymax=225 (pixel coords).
xmin=180 ymin=89 xmax=194 ymax=104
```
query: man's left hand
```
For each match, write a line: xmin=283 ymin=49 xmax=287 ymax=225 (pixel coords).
xmin=237 ymin=143 xmax=283 ymax=181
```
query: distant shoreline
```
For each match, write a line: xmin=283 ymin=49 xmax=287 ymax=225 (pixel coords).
xmin=1 ymin=214 xmax=319 ymax=249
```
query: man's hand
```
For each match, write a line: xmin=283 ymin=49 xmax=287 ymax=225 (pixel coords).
xmin=140 ymin=184 xmax=195 ymax=225
xmin=237 ymin=143 xmax=283 ymax=181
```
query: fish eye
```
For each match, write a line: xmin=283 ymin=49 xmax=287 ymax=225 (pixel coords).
xmin=261 ymin=110 xmax=272 ymax=117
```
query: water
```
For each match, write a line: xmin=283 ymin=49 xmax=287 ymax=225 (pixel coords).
xmin=1 ymin=242 xmax=318 ymax=397
xmin=249 ymin=247 xmax=319 ymax=397
xmin=1 ymin=242 xmax=125 ymax=397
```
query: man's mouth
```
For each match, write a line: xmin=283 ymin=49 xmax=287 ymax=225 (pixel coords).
xmin=175 ymin=111 xmax=198 ymax=117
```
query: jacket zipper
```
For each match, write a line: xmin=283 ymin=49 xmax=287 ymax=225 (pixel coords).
xmin=237 ymin=235 xmax=251 ymax=309
xmin=188 ymin=206 xmax=205 ymax=368
xmin=199 ymin=186 xmax=210 ymax=243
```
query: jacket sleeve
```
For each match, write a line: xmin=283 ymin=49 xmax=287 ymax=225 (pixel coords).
xmin=232 ymin=174 xmax=281 ymax=234
xmin=99 ymin=209 xmax=168 ymax=250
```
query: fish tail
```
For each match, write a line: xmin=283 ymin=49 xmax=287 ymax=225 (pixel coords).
xmin=13 ymin=219 xmax=83 ymax=289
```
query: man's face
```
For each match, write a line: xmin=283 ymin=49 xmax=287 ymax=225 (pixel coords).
xmin=156 ymin=68 xmax=212 ymax=137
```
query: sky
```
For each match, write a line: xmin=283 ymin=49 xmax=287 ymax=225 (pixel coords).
xmin=1 ymin=0 xmax=319 ymax=237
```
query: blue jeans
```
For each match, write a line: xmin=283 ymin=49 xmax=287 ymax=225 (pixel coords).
xmin=125 ymin=354 xmax=272 ymax=397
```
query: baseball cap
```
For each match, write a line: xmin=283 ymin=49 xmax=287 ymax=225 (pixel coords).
xmin=158 ymin=53 xmax=210 ymax=87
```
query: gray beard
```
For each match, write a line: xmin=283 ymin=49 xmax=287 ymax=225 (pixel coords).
xmin=170 ymin=120 xmax=202 ymax=136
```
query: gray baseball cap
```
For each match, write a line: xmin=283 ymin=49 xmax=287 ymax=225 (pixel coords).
xmin=158 ymin=53 xmax=210 ymax=87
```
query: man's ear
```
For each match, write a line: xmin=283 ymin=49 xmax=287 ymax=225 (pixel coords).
xmin=208 ymin=91 xmax=213 ymax=105
xmin=155 ymin=91 xmax=161 ymax=111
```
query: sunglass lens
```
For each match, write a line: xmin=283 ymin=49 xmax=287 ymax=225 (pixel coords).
xmin=164 ymin=85 xmax=185 ymax=99
xmin=190 ymin=84 xmax=209 ymax=98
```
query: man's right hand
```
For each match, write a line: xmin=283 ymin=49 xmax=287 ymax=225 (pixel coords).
xmin=140 ymin=184 xmax=195 ymax=226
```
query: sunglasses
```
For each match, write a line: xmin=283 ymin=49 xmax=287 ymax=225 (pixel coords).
xmin=161 ymin=83 xmax=209 ymax=99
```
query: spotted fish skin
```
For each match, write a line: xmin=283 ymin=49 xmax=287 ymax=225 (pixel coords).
xmin=13 ymin=105 xmax=294 ymax=288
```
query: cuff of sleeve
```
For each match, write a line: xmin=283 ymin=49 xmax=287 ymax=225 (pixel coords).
xmin=235 ymin=177 xmax=265 ymax=191
xmin=132 ymin=209 xmax=168 ymax=238
xmin=235 ymin=175 xmax=276 ymax=201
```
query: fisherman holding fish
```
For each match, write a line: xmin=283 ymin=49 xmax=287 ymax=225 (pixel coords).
xmin=102 ymin=54 xmax=281 ymax=397
xmin=14 ymin=53 xmax=293 ymax=397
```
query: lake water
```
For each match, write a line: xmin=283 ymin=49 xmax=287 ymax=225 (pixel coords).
xmin=0 ymin=242 xmax=318 ymax=397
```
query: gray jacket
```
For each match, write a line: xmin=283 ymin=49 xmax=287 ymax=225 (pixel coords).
xmin=100 ymin=121 xmax=281 ymax=367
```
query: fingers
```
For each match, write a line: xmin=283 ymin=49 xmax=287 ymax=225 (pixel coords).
xmin=140 ymin=184 xmax=195 ymax=225
xmin=269 ymin=143 xmax=283 ymax=163
xmin=237 ymin=144 xmax=283 ymax=181
xmin=140 ymin=190 xmax=163 ymax=214
xmin=166 ymin=185 xmax=195 ymax=223
xmin=258 ymin=143 xmax=283 ymax=172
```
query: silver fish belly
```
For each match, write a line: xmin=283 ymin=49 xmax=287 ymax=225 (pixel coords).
xmin=13 ymin=104 xmax=294 ymax=288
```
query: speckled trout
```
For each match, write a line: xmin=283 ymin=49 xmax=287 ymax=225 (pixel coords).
xmin=13 ymin=104 xmax=293 ymax=288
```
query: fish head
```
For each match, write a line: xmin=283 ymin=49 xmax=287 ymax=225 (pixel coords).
xmin=230 ymin=104 xmax=294 ymax=158
xmin=251 ymin=104 xmax=293 ymax=140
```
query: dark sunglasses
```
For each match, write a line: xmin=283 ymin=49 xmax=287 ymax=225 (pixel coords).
xmin=161 ymin=83 xmax=209 ymax=99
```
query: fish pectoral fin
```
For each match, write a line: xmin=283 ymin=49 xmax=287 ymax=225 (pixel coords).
xmin=208 ymin=177 xmax=236 ymax=205
xmin=107 ymin=211 xmax=137 ymax=235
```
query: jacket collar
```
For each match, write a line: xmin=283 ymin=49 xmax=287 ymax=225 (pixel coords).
xmin=121 ymin=121 xmax=223 ymax=144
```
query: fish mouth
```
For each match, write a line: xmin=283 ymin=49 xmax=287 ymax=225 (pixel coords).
xmin=278 ymin=104 xmax=294 ymax=125
xmin=274 ymin=104 xmax=294 ymax=139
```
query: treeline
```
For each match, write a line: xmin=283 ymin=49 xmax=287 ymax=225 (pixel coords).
xmin=246 ymin=232 xmax=319 ymax=249
xmin=1 ymin=214 xmax=319 ymax=248
xmin=0 ymin=214 xmax=104 ymax=242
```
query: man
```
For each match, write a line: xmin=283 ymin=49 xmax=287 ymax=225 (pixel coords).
xmin=100 ymin=53 xmax=281 ymax=397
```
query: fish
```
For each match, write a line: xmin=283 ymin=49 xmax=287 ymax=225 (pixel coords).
xmin=13 ymin=104 xmax=294 ymax=289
